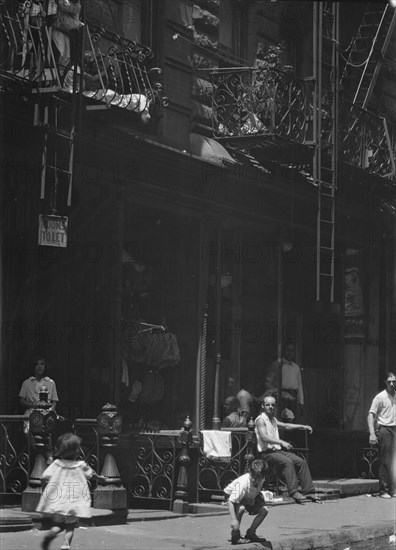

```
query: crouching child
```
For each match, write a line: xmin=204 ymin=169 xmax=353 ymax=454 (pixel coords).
xmin=224 ymin=459 xmax=269 ymax=544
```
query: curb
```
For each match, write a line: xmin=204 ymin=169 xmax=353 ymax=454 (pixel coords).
xmin=126 ymin=510 xmax=229 ymax=522
xmin=272 ymin=522 xmax=395 ymax=550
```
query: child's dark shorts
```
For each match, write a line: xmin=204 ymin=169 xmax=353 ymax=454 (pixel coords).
xmin=242 ymin=492 xmax=266 ymax=515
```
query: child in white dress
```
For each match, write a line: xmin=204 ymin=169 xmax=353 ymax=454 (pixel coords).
xmin=36 ymin=433 xmax=106 ymax=550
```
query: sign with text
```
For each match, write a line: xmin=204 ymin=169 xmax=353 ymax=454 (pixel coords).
xmin=38 ymin=215 xmax=68 ymax=247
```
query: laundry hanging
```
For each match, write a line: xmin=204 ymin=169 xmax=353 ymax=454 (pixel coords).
xmin=145 ymin=332 xmax=181 ymax=368
xmin=123 ymin=325 xmax=181 ymax=369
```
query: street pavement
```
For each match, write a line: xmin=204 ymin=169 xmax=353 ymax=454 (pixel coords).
xmin=0 ymin=495 xmax=395 ymax=550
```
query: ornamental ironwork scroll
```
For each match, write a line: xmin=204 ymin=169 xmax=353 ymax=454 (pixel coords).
xmin=121 ymin=432 xmax=178 ymax=510
xmin=0 ymin=1 xmax=168 ymax=115
xmin=197 ymin=428 xmax=310 ymax=501
xmin=211 ymin=67 xmax=308 ymax=142
xmin=340 ymin=102 xmax=395 ymax=179
xmin=73 ymin=418 xmax=100 ymax=493
xmin=358 ymin=447 xmax=379 ymax=480
xmin=83 ymin=24 xmax=168 ymax=114
xmin=0 ymin=1 xmax=62 ymax=90
xmin=0 ymin=416 xmax=30 ymax=499
xmin=197 ymin=430 xmax=249 ymax=502
xmin=210 ymin=67 xmax=395 ymax=180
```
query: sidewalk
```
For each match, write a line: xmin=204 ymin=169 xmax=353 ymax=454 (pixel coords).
xmin=1 ymin=495 xmax=395 ymax=550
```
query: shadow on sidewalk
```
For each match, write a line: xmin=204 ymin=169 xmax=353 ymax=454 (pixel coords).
xmin=230 ymin=537 xmax=273 ymax=548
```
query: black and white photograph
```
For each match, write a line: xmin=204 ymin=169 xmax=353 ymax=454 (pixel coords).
xmin=0 ymin=1 xmax=396 ymax=549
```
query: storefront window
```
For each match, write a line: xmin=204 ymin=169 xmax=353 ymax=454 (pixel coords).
xmin=119 ymin=206 xmax=199 ymax=431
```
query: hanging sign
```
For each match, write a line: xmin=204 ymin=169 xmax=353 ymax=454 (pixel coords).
xmin=38 ymin=215 xmax=68 ymax=248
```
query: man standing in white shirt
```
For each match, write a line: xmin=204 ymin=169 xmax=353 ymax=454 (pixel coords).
xmin=263 ymin=344 xmax=304 ymax=421
xmin=255 ymin=396 xmax=320 ymax=503
xmin=367 ymin=372 xmax=396 ymax=498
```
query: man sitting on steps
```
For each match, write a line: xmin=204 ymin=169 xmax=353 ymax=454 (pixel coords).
xmin=255 ymin=395 xmax=321 ymax=504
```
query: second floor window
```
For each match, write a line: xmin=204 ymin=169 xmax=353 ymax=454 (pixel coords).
xmin=86 ymin=0 xmax=159 ymax=48
xmin=219 ymin=0 xmax=237 ymax=53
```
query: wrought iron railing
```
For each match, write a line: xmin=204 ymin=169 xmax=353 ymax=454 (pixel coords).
xmin=197 ymin=428 xmax=313 ymax=502
xmin=0 ymin=415 xmax=30 ymax=499
xmin=82 ymin=24 xmax=168 ymax=115
xmin=211 ymin=66 xmax=309 ymax=143
xmin=0 ymin=415 xmax=99 ymax=502
xmin=73 ymin=418 xmax=100 ymax=476
xmin=357 ymin=447 xmax=379 ymax=480
xmin=340 ymin=101 xmax=396 ymax=179
xmin=0 ymin=415 xmax=381 ymax=507
xmin=210 ymin=66 xmax=396 ymax=180
xmin=119 ymin=431 xmax=180 ymax=511
xmin=197 ymin=430 xmax=252 ymax=502
xmin=0 ymin=1 xmax=167 ymax=115
xmin=0 ymin=1 xmax=62 ymax=90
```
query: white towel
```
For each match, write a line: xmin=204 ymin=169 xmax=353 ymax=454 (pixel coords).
xmin=202 ymin=430 xmax=231 ymax=459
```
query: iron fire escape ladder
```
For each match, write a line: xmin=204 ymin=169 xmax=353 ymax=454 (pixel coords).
xmin=34 ymin=95 xmax=76 ymax=213
xmin=341 ymin=3 xmax=396 ymax=109
xmin=313 ymin=2 xmax=339 ymax=303
xmin=32 ymin=31 xmax=82 ymax=213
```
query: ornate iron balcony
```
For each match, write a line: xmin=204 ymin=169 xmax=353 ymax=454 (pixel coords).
xmin=210 ymin=66 xmax=309 ymax=143
xmin=340 ymin=101 xmax=396 ymax=179
xmin=210 ymin=66 xmax=395 ymax=180
xmin=0 ymin=1 xmax=167 ymax=116
xmin=82 ymin=24 xmax=168 ymax=116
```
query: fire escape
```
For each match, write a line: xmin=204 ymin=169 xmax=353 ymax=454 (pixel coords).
xmin=209 ymin=0 xmax=396 ymax=304
xmin=339 ymin=1 xmax=396 ymax=179
xmin=312 ymin=2 xmax=339 ymax=303
xmin=0 ymin=1 xmax=167 ymax=220
xmin=340 ymin=2 xmax=396 ymax=109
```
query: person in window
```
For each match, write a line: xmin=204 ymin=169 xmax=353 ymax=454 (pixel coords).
xmin=222 ymin=396 xmax=246 ymax=428
xmin=262 ymin=344 xmax=304 ymax=422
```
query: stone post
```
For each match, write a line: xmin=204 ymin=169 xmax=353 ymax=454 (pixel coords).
xmin=22 ymin=387 xmax=57 ymax=511
xmin=93 ymin=403 xmax=127 ymax=513
xmin=244 ymin=417 xmax=255 ymax=472
xmin=173 ymin=416 xmax=193 ymax=513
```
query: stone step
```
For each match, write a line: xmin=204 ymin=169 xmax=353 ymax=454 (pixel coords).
xmin=0 ymin=509 xmax=34 ymax=532
xmin=314 ymin=478 xmax=379 ymax=497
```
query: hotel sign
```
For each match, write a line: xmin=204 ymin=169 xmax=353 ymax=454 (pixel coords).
xmin=38 ymin=215 xmax=68 ymax=248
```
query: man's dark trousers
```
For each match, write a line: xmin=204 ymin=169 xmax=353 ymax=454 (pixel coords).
xmin=260 ymin=450 xmax=314 ymax=496
xmin=377 ymin=425 xmax=396 ymax=493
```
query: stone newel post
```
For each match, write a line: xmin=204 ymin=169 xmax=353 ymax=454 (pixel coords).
xmin=173 ymin=416 xmax=193 ymax=513
xmin=93 ymin=403 xmax=127 ymax=511
xmin=22 ymin=387 xmax=57 ymax=511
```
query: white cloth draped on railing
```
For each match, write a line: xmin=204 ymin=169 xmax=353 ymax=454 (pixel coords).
xmin=201 ymin=430 xmax=232 ymax=461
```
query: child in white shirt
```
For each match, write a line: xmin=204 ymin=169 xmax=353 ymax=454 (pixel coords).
xmin=224 ymin=459 xmax=269 ymax=544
